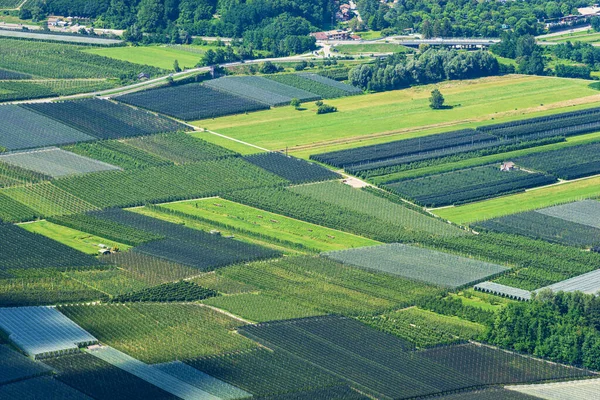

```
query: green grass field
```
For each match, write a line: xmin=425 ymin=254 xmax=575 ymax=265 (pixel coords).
xmin=158 ymin=198 xmax=379 ymax=252
xmin=19 ymin=220 xmax=131 ymax=254
xmin=83 ymin=45 xmax=214 ymax=70
xmin=203 ymin=293 xmax=324 ymax=322
xmin=334 ymin=43 xmax=412 ymax=54
xmin=434 ymin=175 xmax=600 ymax=225
xmin=355 ymin=31 xmax=384 ymax=40
xmin=129 ymin=205 xmax=312 ymax=255
xmin=196 ymin=75 xmax=600 ymax=157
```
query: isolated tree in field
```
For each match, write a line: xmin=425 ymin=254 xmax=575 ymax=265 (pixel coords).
xmin=173 ymin=59 xmax=181 ymax=72
xmin=429 ymin=89 xmax=445 ymax=109
xmin=290 ymin=98 xmax=301 ymax=109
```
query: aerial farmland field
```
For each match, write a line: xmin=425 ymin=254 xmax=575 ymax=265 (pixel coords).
xmin=153 ymin=197 xmax=379 ymax=252
xmin=197 ymin=75 xmax=600 ymax=155
xmin=5 ymin=6 xmax=600 ymax=398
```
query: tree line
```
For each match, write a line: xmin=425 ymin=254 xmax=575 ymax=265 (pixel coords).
xmin=491 ymin=31 xmax=593 ymax=79
xmin=20 ymin=0 xmax=328 ymax=56
xmin=354 ymin=0 xmax=591 ymax=38
xmin=486 ymin=290 xmax=600 ymax=370
xmin=348 ymin=49 xmax=500 ymax=92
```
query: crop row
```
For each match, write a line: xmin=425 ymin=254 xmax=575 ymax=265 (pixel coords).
xmin=48 ymin=213 xmax=164 ymax=246
xmin=204 ymin=76 xmax=320 ymax=106
xmin=117 ymin=83 xmax=269 ymax=121
xmin=0 ymin=193 xmax=38 ymax=222
xmin=93 ymin=209 xmax=282 ymax=270
xmin=0 ymin=376 xmax=93 ymax=400
xmin=477 ymin=106 xmax=600 ymax=134
xmin=244 ymin=152 xmax=340 ymax=184
xmin=386 ymin=165 xmax=557 ymax=207
xmin=45 ymin=352 xmax=179 ymax=400
xmin=102 ymin=252 xmax=204 ymax=286
xmin=475 ymin=211 xmax=600 ymax=248
xmin=2 ymin=182 xmax=99 ymax=222
xmin=239 ymin=316 xmax=479 ymax=399
xmin=311 ymin=105 xmax=600 ymax=175
xmin=187 ymin=348 xmax=344 ymax=397
xmin=225 ymin=186 xmax=448 ymax=244
xmin=0 ymin=67 xmax=29 ymax=79
xmin=300 ymin=73 xmax=362 ymax=94
xmin=323 ymin=243 xmax=508 ymax=289
xmin=125 ymin=132 xmax=236 ymax=164
xmin=537 ymin=200 xmax=600 ymax=229
xmin=0 ymin=105 xmax=94 ymax=151
xmin=0 ymin=147 xmax=121 ymax=178
xmin=112 ymin=281 xmax=218 ymax=303
xmin=0 ymin=223 xmax=99 ymax=271
xmin=54 ymin=157 xmax=287 ymax=209
xmin=287 ymin=181 xmax=463 ymax=237
xmin=0 ymin=344 xmax=52 ymax=385
xmin=360 ymin=308 xmax=485 ymax=348
xmin=0 ymin=38 xmax=164 ymax=79
xmin=59 ymin=303 xmax=255 ymax=364
xmin=0 ymin=161 xmax=49 ymax=189
xmin=64 ymin=140 xmax=173 ymax=170
xmin=0 ymin=269 xmax=103 ymax=307
xmin=24 ymin=98 xmax=189 ymax=140
xmin=311 ymin=129 xmax=497 ymax=169
xmin=514 ymin=141 xmax=600 ymax=180
xmin=267 ymin=74 xmax=351 ymax=98
xmin=429 ymin=233 xmax=600 ymax=291
xmin=203 ymin=293 xmax=323 ymax=322
xmin=218 ymin=256 xmax=437 ymax=316
xmin=0 ymin=79 xmax=115 ymax=103
xmin=419 ymin=343 xmax=591 ymax=384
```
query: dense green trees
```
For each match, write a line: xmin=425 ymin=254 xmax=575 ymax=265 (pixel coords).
xmin=24 ymin=0 xmax=327 ymax=56
xmin=553 ymin=41 xmax=600 ymax=68
xmin=492 ymin=32 xmax=546 ymax=75
xmin=487 ymin=291 xmax=600 ymax=370
xmin=355 ymin=0 xmax=588 ymax=37
xmin=349 ymin=49 xmax=499 ymax=92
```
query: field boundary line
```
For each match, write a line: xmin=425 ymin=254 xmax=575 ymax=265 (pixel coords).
xmin=203 ymin=129 xmax=271 ymax=152
xmin=198 ymin=303 xmax=254 ymax=324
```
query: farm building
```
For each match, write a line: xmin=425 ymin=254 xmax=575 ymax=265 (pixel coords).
xmin=500 ymin=161 xmax=516 ymax=172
